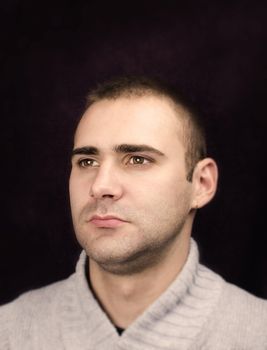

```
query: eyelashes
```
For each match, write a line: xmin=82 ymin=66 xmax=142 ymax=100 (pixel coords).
xmin=78 ymin=158 xmax=99 ymax=168
xmin=127 ymin=155 xmax=152 ymax=165
xmin=76 ymin=155 xmax=154 ymax=168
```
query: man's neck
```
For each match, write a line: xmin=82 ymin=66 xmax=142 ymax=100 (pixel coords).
xmin=88 ymin=236 xmax=191 ymax=329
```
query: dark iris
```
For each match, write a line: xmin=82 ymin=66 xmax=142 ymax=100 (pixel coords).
xmin=132 ymin=156 xmax=145 ymax=164
xmin=80 ymin=159 xmax=94 ymax=167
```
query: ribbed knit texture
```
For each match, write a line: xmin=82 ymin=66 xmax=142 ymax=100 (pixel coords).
xmin=1 ymin=239 xmax=267 ymax=349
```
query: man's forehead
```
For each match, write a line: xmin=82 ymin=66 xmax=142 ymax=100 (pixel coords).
xmin=74 ymin=95 xmax=185 ymax=141
xmin=72 ymin=95 xmax=187 ymax=164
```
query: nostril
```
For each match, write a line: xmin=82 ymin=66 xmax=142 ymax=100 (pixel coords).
xmin=102 ymin=194 xmax=114 ymax=198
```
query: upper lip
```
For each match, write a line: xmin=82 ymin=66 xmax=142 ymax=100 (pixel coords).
xmin=90 ymin=215 xmax=127 ymax=222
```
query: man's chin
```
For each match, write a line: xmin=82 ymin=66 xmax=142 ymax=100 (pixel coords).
xmin=87 ymin=243 xmax=161 ymax=276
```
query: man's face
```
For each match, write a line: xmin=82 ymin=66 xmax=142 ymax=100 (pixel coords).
xmin=69 ymin=95 xmax=195 ymax=274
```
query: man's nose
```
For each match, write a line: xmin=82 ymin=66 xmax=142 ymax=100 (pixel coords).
xmin=89 ymin=163 xmax=123 ymax=200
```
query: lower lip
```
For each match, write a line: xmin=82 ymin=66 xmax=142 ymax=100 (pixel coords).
xmin=90 ymin=218 xmax=126 ymax=228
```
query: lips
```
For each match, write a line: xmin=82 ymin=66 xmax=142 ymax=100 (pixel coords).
xmin=89 ymin=215 xmax=127 ymax=228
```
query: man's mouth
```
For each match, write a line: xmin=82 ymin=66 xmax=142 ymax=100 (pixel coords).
xmin=89 ymin=215 xmax=127 ymax=228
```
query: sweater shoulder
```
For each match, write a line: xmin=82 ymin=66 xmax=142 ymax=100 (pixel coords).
xmin=201 ymin=279 xmax=267 ymax=348
xmin=0 ymin=302 xmax=12 ymax=349
xmin=7 ymin=273 xmax=75 ymax=310
xmin=0 ymin=274 xmax=75 ymax=348
xmin=221 ymin=282 xmax=267 ymax=324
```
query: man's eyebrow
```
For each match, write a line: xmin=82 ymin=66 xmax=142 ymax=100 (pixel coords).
xmin=71 ymin=146 xmax=99 ymax=157
xmin=71 ymin=144 xmax=165 ymax=158
xmin=114 ymin=144 xmax=165 ymax=156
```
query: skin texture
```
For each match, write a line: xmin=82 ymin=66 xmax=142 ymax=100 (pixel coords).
xmin=69 ymin=95 xmax=218 ymax=327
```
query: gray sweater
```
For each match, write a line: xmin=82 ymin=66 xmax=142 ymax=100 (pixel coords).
xmin=1 ymin=240 xmax=267 ymax=349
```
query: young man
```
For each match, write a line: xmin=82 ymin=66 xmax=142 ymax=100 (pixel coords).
xmin=1 ymin=77 xmax=267 ymax=349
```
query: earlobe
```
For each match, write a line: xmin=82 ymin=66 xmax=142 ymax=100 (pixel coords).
xmin=192 ymin=158 xmax=218 ymax=209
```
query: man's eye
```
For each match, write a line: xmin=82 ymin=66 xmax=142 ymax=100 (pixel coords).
xmin=78 ymin=159 xmax=99 ymax=167
xmin=128 ymin=156 xmax=150 ymax=165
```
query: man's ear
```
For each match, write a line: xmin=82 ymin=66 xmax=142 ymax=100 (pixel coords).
xmin=191 ymin=158 xmax=218 ymax=209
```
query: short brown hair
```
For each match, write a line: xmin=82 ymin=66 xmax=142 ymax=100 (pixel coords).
xmin=85 ymin=76 xmax=207 ymax=181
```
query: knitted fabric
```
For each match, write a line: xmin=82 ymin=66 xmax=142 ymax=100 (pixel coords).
xmin=1 ymin=239 xmax=267 ymax=349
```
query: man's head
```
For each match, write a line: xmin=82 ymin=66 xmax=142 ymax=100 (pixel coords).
xmin=69 ymin=76 xmax=218 ymax=275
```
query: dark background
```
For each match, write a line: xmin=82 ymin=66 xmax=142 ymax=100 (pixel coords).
xmin=0 ymin=0 xmax=266 ymax=305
